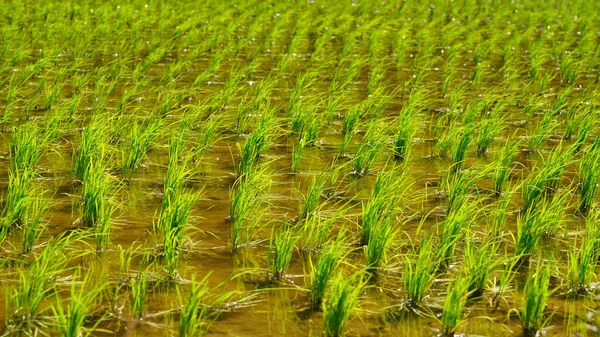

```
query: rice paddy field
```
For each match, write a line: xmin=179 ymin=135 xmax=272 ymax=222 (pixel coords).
xmin=3 ymin=0 xmax=600 ymax=336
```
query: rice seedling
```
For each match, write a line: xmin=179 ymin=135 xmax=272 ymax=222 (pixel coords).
xmin=122 ymin=119 xmax=162 ymax=177
xmin=463 ymin=236 xmax=500 ymax=298
xmin=440 ymin=274 xmax=469 ymax=337
xmin=237 ymin=111 xmax=276 ymax=176
xmin=403 ymin=235 xmax=436 ymax=308
xmin=514 ymin=196 xmax=566 ymax=260
xmin=309 ymin=234 xmax=345 ymax=309
xmin=528 ymin=112 xmax=557 ymax=152
xmin=394 ymin=90 xmax=425 ymax=161
xmin=436 ymin=203 xmax=475 ymax=269
xmin=492 ymin=139 xmax=520 ymax=195
xmin=476 ymin=107 xmax=506 ymax=155
xmin=5 ymin=238 xmax=69 ymax=334
xmin=178 ymin=274 xmax=212 ymax=337
xmin=267 ymin=225 xmax=298 ymax=281
xmin=9 ymin=123 xmax=45 ymax=173
xmin=72 ymin=120 xmax=107 ymax=180
xmin=130 ymin=267 xmax=150 ymax=319
xmin=323 ymin=272 xmax=365 ymax=337
xmin=53 ymin=269 xmax=106 ymax=337
xmin=364 ymin=216 xmax=394 ymax=275
xmin=450 ymin=126 xmax=474 ymax=173
xmin=2 ymin=168 xmax=35 ymax=231
xmin=229 ymin=168 xmax=269 ymax=252
xmin=81 ymin=158 xmax=113 ymax=227
xmin=299 ymin=175 xmax=326 ymax=222
xmin=579 ymin=144 xmax=600 ymax=212
xmin=519 ymin=261 xmax=553 ymax=337
xmin=352 ymin=121 xmax=386 ymax=176
xmin=21 ymin=194 xmax=48 ymax=254
xmin=360 ymin=169 xmax=407 ymax=246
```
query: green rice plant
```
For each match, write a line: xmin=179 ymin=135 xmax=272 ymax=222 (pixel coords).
xmin=72 ymin=120 xmax=107 ymax=180
xmin=21 ymin=194 xmax=48 ymax=254
xmin=403 ymin=235 xmax=436 ymax=308
xmin=360 ymin=169 xmax=406 ymax=245
xmin=394 ymin=89 xmax=424 ymax=161
xmin=514 ymin=196 xmax=566 ymax=260
xmin=364 ymin=216 xmax=394 ymax=275
xmin=237 ymin=111 xmax=276 ymax=176
xmin=464 ymin=236 xmax=500 ymax=298
xmin=53 ymin=269 xmax=106 ymax=337
xmin=490 ymin=257 xmax=519 ymax=310
xmin=323 ymin=272 xmax=365 ymax=337
xmin=299 ymin=175 xmax=326 ymax=222
xmin=568 ymin=224 xmax=597 ymax=295
xmin=122 ymin=119 xmax=162 ymax=177
xmin=178 ymin=274 xmax=212 ymax=337
xmin=81 ymin=158 xmax=113 ymax=227
xmin=10 ymin=123 xmax=45 ymax=173
xmin=440 ymin=275 xmax=469 ymax=337
xmin=491 ymin=187 xmax=514 ymax=237
xmin=445 ymin=170 xmax=477 ymax=216
xmin=2 ymin=168 xmax=35 ymax=230
xmin=267 ymin=225 xmax=298 ymax=280
xmin=450 ymin=126 xmax=474 ymax=173
xmin=339 ymin=105 xmax=362 ymax=156
xmin=229 ymin=169 xmax=269 ymax=251
xmin=352 ymin=121 xmax=385 ymax=176
xmin=492 ymin=139 xmax=519 ymax=195
xmin=299 ymin=214 xmax=337 ymax=252
xmin=437 ymin=202 xmax=477 ymax=268
xmin=309 ymin=233 xmax=345 ymax=309
xmin=291 ymin=137 xmax=306 ymax=174
xmin=131 ymin=267 xmax=150 ymax=319
xmin=476 ymin=112 xmax=505 ymax=155
xmin=519 ymin=262 xmax=552 ymax=337
xmin=528 ymin=112 xmax=557 ymax=152
xmin=193 ymin=116 xmax=221 ymax=160
xmin=6 ymin=239 xmax=69 ymax=333
xmin=579 ymin=144 xmax=600 ymax=212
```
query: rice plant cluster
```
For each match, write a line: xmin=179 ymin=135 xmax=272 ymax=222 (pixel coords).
xmin=1 ymin=0 xmax=600 ymax=336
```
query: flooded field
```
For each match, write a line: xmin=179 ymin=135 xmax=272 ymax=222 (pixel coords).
xmin=1 ymin=0 xmax=600 ymax=336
